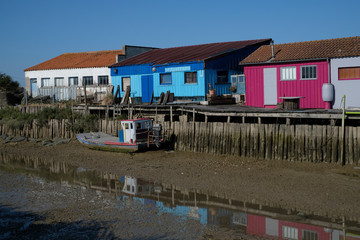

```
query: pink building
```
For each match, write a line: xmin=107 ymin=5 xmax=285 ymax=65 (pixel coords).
xmin=246 ymin=213 xmax=355 ymax=240
xmin=240 ymin=36 xmax=360 ymax=109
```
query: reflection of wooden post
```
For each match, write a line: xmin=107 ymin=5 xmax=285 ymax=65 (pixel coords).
xmin=108 ymin=174 xmax=111 ymax=193
xmin=147 ymin=132 xmax=150 ymax=148
xmin=194 ymin=189 xmax=197 ymax=207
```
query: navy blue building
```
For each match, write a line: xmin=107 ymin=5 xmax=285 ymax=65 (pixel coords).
xmin=109 ymin=39 xmax=271 ymax=103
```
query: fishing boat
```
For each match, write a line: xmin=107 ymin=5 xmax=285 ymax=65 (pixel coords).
xmin=76 ymin=118 xmax=164 ymax=152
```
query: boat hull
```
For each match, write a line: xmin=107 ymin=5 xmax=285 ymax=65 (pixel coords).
xmin=76 ymin=132 xmax=150 ymax=152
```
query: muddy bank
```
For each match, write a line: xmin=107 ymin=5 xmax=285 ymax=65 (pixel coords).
xmin=1 ymin=139 xmax=360 ymax=222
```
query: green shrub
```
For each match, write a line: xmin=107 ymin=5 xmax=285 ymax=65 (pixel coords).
xmin=0 ymin=107 xmax=34 ymax=127
xmin=68 ymin=114 xmax=99 ymax=133
xmin=0 ymin=106 xmax=98 ymax=131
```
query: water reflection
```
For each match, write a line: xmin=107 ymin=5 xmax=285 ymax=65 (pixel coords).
xmin=1 ymin=153 xmax=359 ymax=240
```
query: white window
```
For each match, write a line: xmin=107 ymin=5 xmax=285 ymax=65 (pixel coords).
xmin=82 ymin=76 xmax=93 ymax=86
xmin=301 ymin=65 xmax=317 ymax=80
xmin=282 ymin=226 xmax=298 ymax=240
xmin=69 ymin=77 xmax=78 ymax=86
xmin=302 ymin=230 xmax=319 ymax=240
xmin=160 ymin=73 xmax=172 ymax=85
xmin=41 ymin=78 xmax=51 ymax=87
xmin=98 ymin=75 xmax=109 ymax=85
xmin=281 ymin=67 xmax=297 ymax=81
xmin=185 ymin=72 xmax=197 ymax=84
xmin=55 ymin=77 xmax=66 ymax=87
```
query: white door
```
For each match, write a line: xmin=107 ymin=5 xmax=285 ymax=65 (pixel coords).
xmin=263 ymin=68 xmax=277 ymax=105
xmin=122 ymin=122 xmax=135 ymax=143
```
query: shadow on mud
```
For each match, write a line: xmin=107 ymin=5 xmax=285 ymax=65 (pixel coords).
xmin=0 ymin=205 xmax=116 ymax=240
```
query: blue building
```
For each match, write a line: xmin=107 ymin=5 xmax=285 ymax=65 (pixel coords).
xmin=109 ymin=39 xmax=271 ymax=103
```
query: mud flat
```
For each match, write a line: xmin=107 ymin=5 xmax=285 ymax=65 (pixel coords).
xmin=1 ymin=139 xmax=360 ymax=223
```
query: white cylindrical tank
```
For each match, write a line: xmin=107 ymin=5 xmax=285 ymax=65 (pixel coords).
xmin=322 ymin=83 xmax=335 ymax=102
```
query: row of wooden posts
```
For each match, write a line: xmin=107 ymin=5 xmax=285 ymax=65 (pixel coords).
xmin=169 ymin=121 xmax=360 ymax=165
xmin=0 ymin=119 xmax=359 ymax=165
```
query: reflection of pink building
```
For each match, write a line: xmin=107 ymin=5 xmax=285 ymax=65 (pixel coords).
xmin=246 ymin=214 xmax=358 ymax=240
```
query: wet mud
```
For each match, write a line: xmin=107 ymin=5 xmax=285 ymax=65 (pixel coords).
xmin=0 ymin=140 xmax=360 ymax=239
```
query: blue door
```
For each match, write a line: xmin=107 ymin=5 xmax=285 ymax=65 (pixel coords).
xmin=30 ymin=79 xmax=38 ymax=97
xmin=141 ymin=75 xmax=153 ymax=103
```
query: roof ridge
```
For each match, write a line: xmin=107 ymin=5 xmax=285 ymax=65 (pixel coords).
xmin=273 ymin=36 xmax=360 ymax=46
xmin=153 ymin=38 xmax=272 ymax=51
xmin=63 ymin=50 xmax=123 ymax=55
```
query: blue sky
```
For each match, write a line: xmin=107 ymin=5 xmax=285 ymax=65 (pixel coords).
xmin=0 ymin=0 xmax=359 ymax=87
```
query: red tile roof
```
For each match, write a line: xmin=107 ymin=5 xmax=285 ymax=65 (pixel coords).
xmin=25 ymin=50 xmax=124 ymax=71
xmin=110 ymin=39 xmax=272 ymax=67
xmin=240 ymin=36 xmax=360 ymax=65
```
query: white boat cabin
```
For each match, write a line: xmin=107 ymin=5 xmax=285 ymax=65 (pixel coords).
xmin=122 ymin=176 xmax=152 ymax=196
xmin=119 ymin=118 xmax=153 ymax=144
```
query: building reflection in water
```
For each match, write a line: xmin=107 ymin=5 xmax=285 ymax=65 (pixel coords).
xmin=1 ymin=153 xmax=359 ymax=240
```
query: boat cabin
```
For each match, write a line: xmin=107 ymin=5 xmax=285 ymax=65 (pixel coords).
xmin=122 ymin=176 xmax=152 ymax=196
xmin=119 ymin=118 xmax=153 ymax=144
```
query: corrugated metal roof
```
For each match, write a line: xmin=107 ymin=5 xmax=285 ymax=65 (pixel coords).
xmin=110 ymin=39 xmax=272 ymax=67
xmin=25 ymin=50 xmax=124 ymax=71
xmin=240 ymin=36 xmax=360 ymax=64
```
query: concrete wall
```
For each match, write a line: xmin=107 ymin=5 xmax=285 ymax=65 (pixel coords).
xmin=331 ymin=57 xmax=360 ymax=108
xmin=24 ymin=67 xmax=111 ymax=100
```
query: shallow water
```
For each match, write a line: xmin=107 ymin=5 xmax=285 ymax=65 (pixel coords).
xmin=0 ymin=153 xmax=359 ymax=239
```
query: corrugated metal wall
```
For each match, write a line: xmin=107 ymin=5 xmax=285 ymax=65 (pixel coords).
xmin=39 ymin=87 xmax=77 ymax=101
xmin=205 ymin=70 xmax=241 ymax=96
xmin=153 ymin=70 xmax=205 ymax=98
xmin=244 ymin=66 xmax=264 ymax=107
xmin=278 ymin=220 xmax=331 ymax=240
xmin=245 ymin=61 xmax=329 ymax=109
xmin=246 ymin=214 xmax=266 ymax=236
xmin=112 ymin=62 xmax=206 ymax=100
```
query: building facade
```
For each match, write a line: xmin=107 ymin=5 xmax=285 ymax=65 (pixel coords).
xmin=109 ymin=39 xmax=272 ymax=103
xmin=24 ymin=46 xmax=156 ymax=101
xmin=244 ymin=61 xmax=329 ymax=109
xmin=241 ymin=36 xmax=360 ymax=109
xmin=330 ymin=57 xmax=360 ymax=108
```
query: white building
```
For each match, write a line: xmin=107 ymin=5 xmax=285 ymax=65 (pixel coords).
xmin=24 ymin=45 xmax=155 ymax=102
xmin=331 ymin=56 xmax=360 ymax=109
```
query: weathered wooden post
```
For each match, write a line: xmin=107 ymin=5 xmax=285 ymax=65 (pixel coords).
xmin=341 ymin=95 xmax=346 ymax=165
xmin=84 ymin=83 xmax=88 ymax=115
xmin=170 ymin=106 xmax=173 ymax=129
